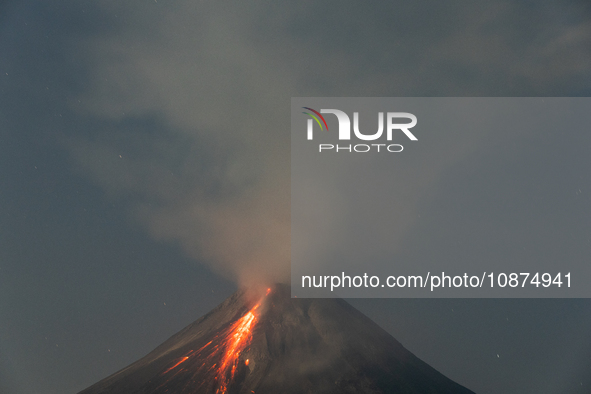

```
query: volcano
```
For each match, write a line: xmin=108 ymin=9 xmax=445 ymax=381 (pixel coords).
xmin=79 ymin=284 xmax=474 ymax=394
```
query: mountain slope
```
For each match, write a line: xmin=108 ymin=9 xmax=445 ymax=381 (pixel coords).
xmin=79 ymin=284 xmax=475 ymax=394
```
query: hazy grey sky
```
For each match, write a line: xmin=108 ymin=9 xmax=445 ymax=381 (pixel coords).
xmin=291 ymin=97 xmax=591 ymax=298
xmin=1 ymin=1 xmax=590 ymax=393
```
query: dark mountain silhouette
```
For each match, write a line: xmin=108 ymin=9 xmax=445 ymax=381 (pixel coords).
xmin=79 ymin=284 xmax=475 ymax=394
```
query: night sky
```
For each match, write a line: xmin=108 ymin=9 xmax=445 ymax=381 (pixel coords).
xmin=1 ymin=1 xmax=591 ymax=394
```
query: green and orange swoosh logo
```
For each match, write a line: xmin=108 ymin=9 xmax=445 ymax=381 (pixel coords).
xmin=302 ymin=107 xmax=329 ymax=131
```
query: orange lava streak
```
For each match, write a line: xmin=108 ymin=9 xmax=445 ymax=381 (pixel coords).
xmin=215 ymin=303 xmax=260 ymax=393
xmin=160 ymin=291 xmax=269 ymax=393
xmin=163 ymin=356 xmax=189 ymax=374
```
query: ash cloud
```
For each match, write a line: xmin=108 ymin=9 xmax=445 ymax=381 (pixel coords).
xmin=61 ymin=1 xmax=591 ymax=287
xmin=65 ymin=2 xmax=296 ymax=286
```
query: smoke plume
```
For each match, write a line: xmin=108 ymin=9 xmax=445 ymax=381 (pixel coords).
xmin=62 ymin=1 xmax=591 ymax=287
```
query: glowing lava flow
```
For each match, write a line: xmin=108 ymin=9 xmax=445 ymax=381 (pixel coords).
xmin=215 ymin=302 xmax=260 ymax=394
xmin=158 ymin=288 xmax=271 ymax=393
xmin=162 ymin=356 xmax=189 ymax=374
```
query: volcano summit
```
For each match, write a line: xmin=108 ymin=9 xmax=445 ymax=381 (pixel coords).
xmin=79 ymin=284 xmax=474 ymax=394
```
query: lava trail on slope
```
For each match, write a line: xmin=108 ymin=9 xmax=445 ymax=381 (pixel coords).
xmin=79 ymin=284 xmax=475 ymax=394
